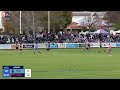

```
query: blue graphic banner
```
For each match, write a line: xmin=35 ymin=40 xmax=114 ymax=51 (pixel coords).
xmin=10 ymin=69 xmax=25 ymax=74
xmin=2 ymin=69 xmax=10 ymax=77
xmin=116 ymin=44 xmax=120 ymax=47
xmin=50 ymin=43 xmax=58 ymax=48
xmin=66 ymin=43 xmax=79 ymax=48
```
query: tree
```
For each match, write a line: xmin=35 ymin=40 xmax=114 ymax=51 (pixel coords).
xmin=104 ymin=11 xmax=120 ymax=31
xmin=39 ymin=11 xmax=72 ymax=32
xmin=104 ymin=11 xmax=120 ymax=23
xmin=114 ymin=21 xmax=120 ymax=30
xmin=62 ymin=11 xmax=72 ymax=28
xmin=3 ymin=21 xmax=15 ymax=34
xmin=80 ymin=15 xmax=100 ymax=31
xmin=102 ymin=11 xmax=118 ymax=41
xmin=50 ymin=11 xmax=67 ymax=30
xmin=3 ymin=11 xmax=72 ymax=35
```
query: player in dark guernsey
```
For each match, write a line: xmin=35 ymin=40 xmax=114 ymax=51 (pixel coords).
xmin=98 ymin=34 xmax=102 ymax=53
xmin=19 ymin=42 xmax=22 ymax=53
xmin=86 ymin=43 xmax=90 ymax=50
xmin=88 ymin=43 xmax=90 ymax=49
xmin=98 ymin=43 xmax=102 ymax=53
xmin=15 ymin=41 xmax=19 ymax=51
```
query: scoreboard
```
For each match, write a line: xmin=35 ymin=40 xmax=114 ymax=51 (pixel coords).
xmin=2 ymin=66 xmax=31 ymax=78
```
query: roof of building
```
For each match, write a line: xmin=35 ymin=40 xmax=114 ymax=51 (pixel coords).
xmin=96 ymin=12 xmax=106 ymax=18
xmin=72 ymin=11 xmax=106 ymax=18
xmin=72 ymin=11 xmax=96 ymax=16
xmin=67 ymin=22 xmax=81 ymax=29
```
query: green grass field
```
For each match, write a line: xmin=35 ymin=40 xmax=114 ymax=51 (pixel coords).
xmin=0 ymin=48 xmax=120 ymax=79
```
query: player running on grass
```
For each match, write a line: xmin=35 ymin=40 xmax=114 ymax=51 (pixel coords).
xmin=15 ymin=41 xmax=19 ymax=53
xmin=98 ymin=43 xmax=106 ymax=53
xmin=45 ymin=41 xmax=51 ymax=54
xmin=19 ymin=41 xmax=22 ymax=54
xmin=98 ymin=43 xmax=102 ymax=53
xmin=107 ymin=44 xmax=112 ymax=56
xmin=34 ymin=42 xmax=41 ymax=54
xmin=86 ymin=43 xmax=90 ymax=50
xmin=15 ymin=41 xmax=22 ymax=53
xmin=15 ymin=41 xmax=19 ymax=50
xmin=81 ymin=42 xmax=86 ymax=51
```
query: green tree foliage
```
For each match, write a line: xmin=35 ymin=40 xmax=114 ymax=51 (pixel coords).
xmin=3 ymin=11 xmax=72 ymax=35
xmin=114 ymin=21 xmax=120 ymax=31
xmin=104 ymin=11 xmax=120 ymax=31
xmin=3 ymin=21 xmax=15 ymax=34
xmin=62 ymin=11 xmax=72 ymax=27
xmin=39 ymin=11 xmax=72 ymax=31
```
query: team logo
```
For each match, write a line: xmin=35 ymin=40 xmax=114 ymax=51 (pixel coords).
xmin=5 ymin=70 xmax=8 ymax=72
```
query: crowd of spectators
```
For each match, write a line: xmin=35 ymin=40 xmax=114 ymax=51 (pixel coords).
xmin=0 ymin=31 xmax=120 ymax=44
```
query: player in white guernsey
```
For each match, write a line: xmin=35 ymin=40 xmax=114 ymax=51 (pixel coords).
xmin=107 ymin=44 xmax=112 ymax=56
xmin=34 ymin=42 xmax=41 ymax=54
xmin=45 ymin=41 xmax=50 ymax=53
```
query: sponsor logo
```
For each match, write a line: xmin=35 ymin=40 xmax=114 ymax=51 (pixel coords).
xmin=23 ymin=45 xmax=34 ymax=48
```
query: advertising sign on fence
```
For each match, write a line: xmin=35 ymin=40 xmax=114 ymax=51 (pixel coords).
xmin=66 ymin=43 xmax=79 ymax=48
xmin=38 ymin=43 xmax=46 ymax=48
xmin=79 ymin=43 xmax=85 ymax=47
xmin=90 ymin=43 xmax=100 ymax=47
xmin=58 ymin=43 xmax=66 ymax=48
xmin=38 ymin=43 xmax=58 ymax=48
xmin=102 ymin=43 xmax=116 ymax=47
xmin=11 ymin=44 xmax=16 ymax=49
xmin=0 ymin=44 xmax=11 ymax=49
xmin=50 ymin=43 xmax=58 ymax=48
xmin=90 ymin=43 xmax=116 ymax=47
xmin=0 ymin=43 xmax=119 ymax=49
xmin=116 ymin=43 xmax=120 ymax=47
xmin=22 ymin=44 xmax=34 ymax=49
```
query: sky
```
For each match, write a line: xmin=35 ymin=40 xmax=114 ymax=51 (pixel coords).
xmin=72 ymin=15 xmax=107 ymax=26
xmin=72 ymin=16 xmax=84 ymax=23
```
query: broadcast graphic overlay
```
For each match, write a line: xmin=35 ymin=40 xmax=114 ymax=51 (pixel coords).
xmin=2 ymin=66 xmax=31 ymax=78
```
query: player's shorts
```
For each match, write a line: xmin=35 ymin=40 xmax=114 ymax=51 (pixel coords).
xmin=83 ymin=45 xmax=86 ymax=48
xmin=16 ymin=47 xmax=19 ymax=50
xmin=86 ymin=47 xmax=89 ymax=50
xmin=20 ymin=46 xmax=22 ymax=50
xmin=99 ymin=45 xmax=102 ymax=48
xmin=82 ymin=46 xmax=86 ymax=49
xmin=108 ymin=49 xmax=111 ymax=52
xmin=46 ymin=48 xmax=50 ymax=50
xmin=35 ymin=48 xmax=39 ymax=51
